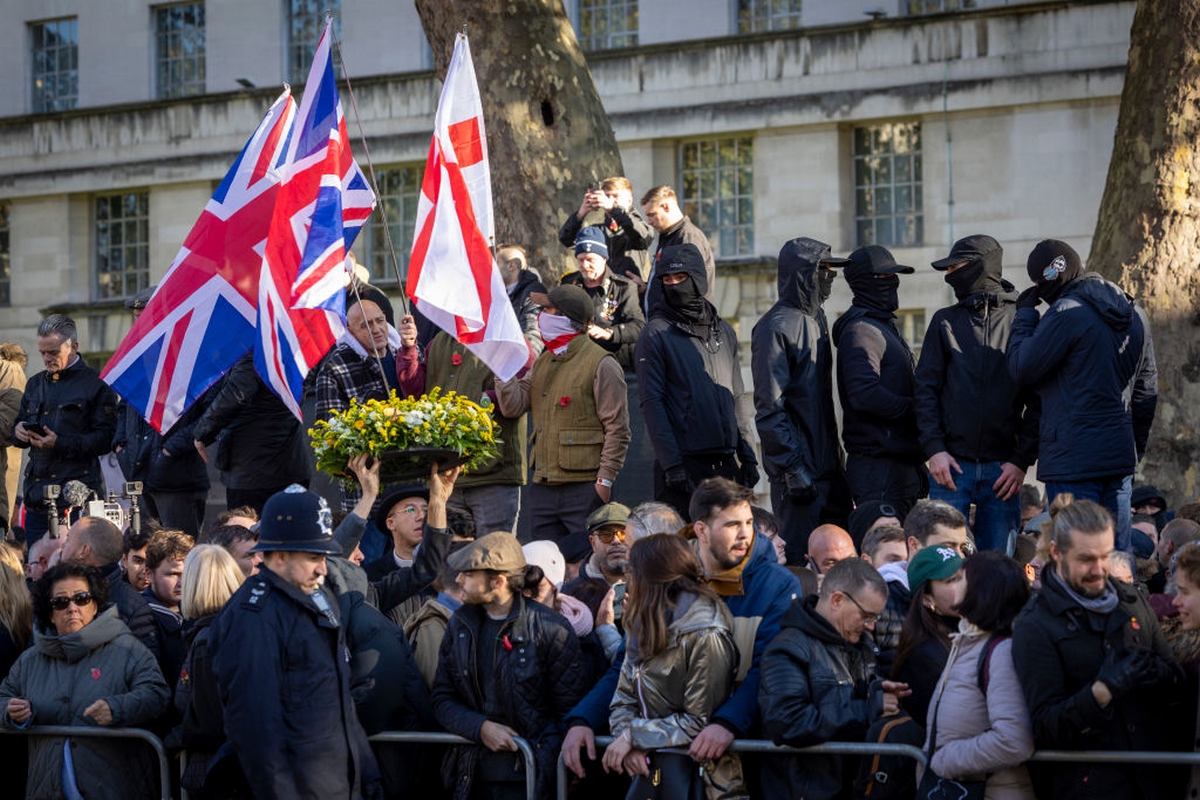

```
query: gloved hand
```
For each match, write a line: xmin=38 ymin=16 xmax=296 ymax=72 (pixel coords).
xmin=664 ymin=467 xmax=693 ymax=495
xmin=1096 ymin=648 xmax=1150 ymax=700
xmin=738 ymin=461 xmax=760 ymax=489
xmin=785 ymin=470 xmax=818 ymax=505
xmin=1016 ymin=286 xmax=1042 ymax=310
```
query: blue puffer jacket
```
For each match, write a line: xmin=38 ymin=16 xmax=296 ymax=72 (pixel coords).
xmin=1007 ymin=274 xmax=1156 ymax=482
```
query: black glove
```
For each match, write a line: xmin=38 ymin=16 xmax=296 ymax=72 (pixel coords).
xmin=1096 ymin=648 xmax=1150 ymax=700
xmin=664 ymin=466 xmax=693 ymax=495
xmin=1016 ymin=286 xmax=1042 ymax=310
xmin=739 ymin=461 xmax=760 ymax=489
xmin=784 ymin=470 xmax=818 ymax=505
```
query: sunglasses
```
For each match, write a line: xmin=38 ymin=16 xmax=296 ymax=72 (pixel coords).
xmin=49 ymin=592 xmax=94 ymax=611
xmin=392 ymin=504 xmax=427 ymax=517
xmin=592 ymin=527 xmax=627 ymax=544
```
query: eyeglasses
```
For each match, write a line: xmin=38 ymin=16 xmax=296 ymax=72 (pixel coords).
xmin=392 ymin=504 xmax=427 ymax=517
xmin=843 ymin=592 xmax=880 ymax=626
xmin=49 ymin=592 xmax=94 ymax=611
xmin=592 ymin=527 xmax=627 ymax=544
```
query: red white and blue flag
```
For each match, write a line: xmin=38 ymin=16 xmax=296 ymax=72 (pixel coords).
xmin=255 ymin=19 xmax=375 ymax=418
xmin=100 ymin=88 xmax=297 ymax=433
xmin=102 ymin=18 xmax=373 ymax=428
xmin=407 ymin=33 xmax=528 ymax=381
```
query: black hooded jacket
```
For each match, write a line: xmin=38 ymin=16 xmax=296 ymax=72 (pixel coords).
xmin=759 ymin=595 xmax=885 ymax=800
xmin=832 ymin=303 xmax=922 ymax=463
xmin=751 ymin=238 xmax=844 ymax=484
xmin=635 ymin=256 xmax=757 ymax=470
xmin=1007 ymin=274 xmax=1157 ymax=481
xmin=913 ymin=269 xmax=1041 ymax=469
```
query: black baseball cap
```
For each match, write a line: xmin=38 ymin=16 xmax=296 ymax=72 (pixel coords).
xmin=932 ymin=234 xmax=1001 ymax=271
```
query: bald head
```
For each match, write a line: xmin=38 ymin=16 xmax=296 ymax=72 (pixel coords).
xmin=346 ymin=299 xmax=389 ymax=354
xmin=807 ymin=524 xmax=857 ymax=575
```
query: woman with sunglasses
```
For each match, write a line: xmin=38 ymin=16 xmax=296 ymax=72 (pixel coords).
xmin=0 ymin=563 xmax=170 ymax=800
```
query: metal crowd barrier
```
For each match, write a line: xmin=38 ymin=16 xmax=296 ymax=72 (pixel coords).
xmin=370 ymin=730 xmax=537 ymax=799
xmin=1029 ymin=750 xmax=1200 ymax=766
xmin=556 ymin=736 xmax=928 ymax=800
xmin=0 ymin=724 xmax=172 ymax=800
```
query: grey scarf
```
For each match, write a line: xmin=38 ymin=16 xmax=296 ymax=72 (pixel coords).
xmin=1049 ymin=563 xmax=1120 ymax=614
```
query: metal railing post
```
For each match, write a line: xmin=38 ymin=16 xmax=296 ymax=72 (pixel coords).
xmin=0 ymin=725 xmax=172 ymax=800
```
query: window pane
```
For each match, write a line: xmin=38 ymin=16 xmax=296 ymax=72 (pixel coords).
xmin=359 ymin=164 xmax=424 ymax=282
xmin=852 ymin=121 xmax=923 ymax=247
xmin=29 ymin=17 xmax=79 ymax=112
xmin=679 ymin=136 xmax=754 ymax=257
xmin=288 ymin=0 xmax=341 ymax=81
xmin=738 ymin=0 xmax=802 ymax=33
xmin=578 ymin=0 xmax=638 ymax=50
xmin=156 ymin=3 xmax=205 ymax=98
xmin=94 ymin=192 xmax=150 ymax=300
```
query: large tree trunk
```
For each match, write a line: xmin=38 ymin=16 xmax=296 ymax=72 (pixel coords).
xmin=1089 ymin=0 xmax=1200 ymax=504
xmin=415 ymin=0 xmax=623 ymax=283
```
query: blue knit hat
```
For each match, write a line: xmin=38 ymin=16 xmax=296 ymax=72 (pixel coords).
xmin=575 ymin=226 xmax=608 ymax=260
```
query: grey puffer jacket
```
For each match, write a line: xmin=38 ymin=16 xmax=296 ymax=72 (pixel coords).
xmin=610 ymin=593 xmax=745 ymax=800
xmin=0 ymin=606 xmax=170 ymax=800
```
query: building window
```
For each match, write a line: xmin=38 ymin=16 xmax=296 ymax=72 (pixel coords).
xmin=0 ymin=206 xmax=9 ymax=307
xmin=359 ymin=165 xmax=424 ymax=283
xmin=155 ymin=2 xmax=205 ymax=99
xmin=737 ymin=0 xmax=802 ymax=33
xmin=578 ymin=0 xmax=638 ymax=50
xmin=31 ymin=18 xmax=78 ymax=113
xmin=907 ymin=0 xmax=976 ymax=14
xmin=895 ymin=309 xmax=927 ymax=355
xmin=853 ymin=122 xmax=923 ymax=248
xmin=288 ymin=0 xmax=340 ymax=82
xmin=95 ymin=192 xmax=150 ymax=301
xmin=681 ymin=137 xmax=754 ymax=259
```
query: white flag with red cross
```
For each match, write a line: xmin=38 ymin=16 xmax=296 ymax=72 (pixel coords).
xmin=407 ymin=33 xmax=528 ymax=380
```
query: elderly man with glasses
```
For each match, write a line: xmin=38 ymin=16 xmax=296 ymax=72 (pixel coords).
xmin=760 ymin=557 xmax=911 ymax=800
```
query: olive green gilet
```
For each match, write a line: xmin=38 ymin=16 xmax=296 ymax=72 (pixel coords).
xmin=424 ymin=334 xmax=526 ymax=487
xmin=529 ymin=335 xmax=611 ymax=484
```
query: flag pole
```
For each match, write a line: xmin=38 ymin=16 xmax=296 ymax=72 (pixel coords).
xmin=328 ymin=11 xmax=411 ymax=317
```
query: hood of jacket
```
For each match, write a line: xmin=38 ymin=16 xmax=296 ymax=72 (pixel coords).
xmin=780 ymin=594 xmax=851 ymax=646
xmin=1063 ymin=273 xmax=1135 ymax=332
xmin=777 ymin=237 xmax=831 ymax=315
xmin=34 ymin=604 xmax=127 ymax=663
xmin=651 ymin=249 xmax=716 ymax=325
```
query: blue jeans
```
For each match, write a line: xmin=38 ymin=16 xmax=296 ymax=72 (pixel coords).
xmin=928 ymin=459 xmax=1019 ymax=555
xmin=1044 ymin=475 xmax=1132 ymax=552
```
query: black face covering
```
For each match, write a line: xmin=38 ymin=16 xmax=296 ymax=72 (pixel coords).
xmin=662 ymin=275 xmax=708 ymax=322
xmin=818 ymin=268 xmax=836 ymax=302
xmin=943 ymin=260 xmax=984 ymax=300
xmin=1036 ymin=277 xmax=1071 ymax=304
xmin=848 ymin=272 xmax=899 ymax=313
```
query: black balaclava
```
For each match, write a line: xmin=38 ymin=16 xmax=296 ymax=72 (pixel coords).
xmin=846 ymin=269 xmax=899 ymax=314
xmin=818 ymin=268 xmax=837 ymax=302
xmin=663 ymin=274 xmax=707 ymax=322
xmin=945 ymin=247 xmax=1004 ymax=301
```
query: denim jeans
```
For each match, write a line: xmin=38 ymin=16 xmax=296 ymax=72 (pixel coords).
xmin=1044 ymin=475 xmax=1132 ymax=552
xmin=928 ymin=459 xmax=1019 ymax=555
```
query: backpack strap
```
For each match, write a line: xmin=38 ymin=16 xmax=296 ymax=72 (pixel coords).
xmin=976 ymin=634 xmax=1010 ymax=694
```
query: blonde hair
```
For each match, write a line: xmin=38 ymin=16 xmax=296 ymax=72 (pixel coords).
xmin=180 ymin=544 xmax=245 ymax=619
xmin=601 ymin=176 xmax=632 ymax=194
xmin=639 ymin=184 xmax=677 ymax=207
xmin=0 ymin=543 xmax=33 ymax=648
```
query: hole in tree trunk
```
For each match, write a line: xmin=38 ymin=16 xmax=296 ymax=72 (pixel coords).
xmin=541 ymin=99 xmax=554 ymax=126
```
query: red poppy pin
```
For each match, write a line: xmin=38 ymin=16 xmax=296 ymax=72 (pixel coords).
xmin=558 ymin=396 xmax=571 ymax=407
xmin=502 ymin=635 xmax=514 ymax=652
xmin=451 ymin=353 xmax=463 ymax=366
xmin=90 ymin=668 xmax=101 ymax=680
xmin=1130 ymin=616 xmax=1141 ymax=631
xmin=179 ymin=668 xmax=190 ymax=684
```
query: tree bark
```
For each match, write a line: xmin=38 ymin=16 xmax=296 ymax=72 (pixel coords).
xmin=1089 ymin=0 xmax=1200 ymax=504
xmin=415 ymin=0 xmax=624 ymax=283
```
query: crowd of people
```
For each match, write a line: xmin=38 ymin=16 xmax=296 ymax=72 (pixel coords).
xmin=0 ymin=175 xmax=1194 ymax=800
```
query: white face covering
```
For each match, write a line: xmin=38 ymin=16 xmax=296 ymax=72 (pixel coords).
xmin=537 ymin=311 xmax=579 ymax=355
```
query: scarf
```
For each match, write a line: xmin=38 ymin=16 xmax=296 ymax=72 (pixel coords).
xmin=537 ymin=312 xmax=580 ymax=355
xmin=1047 ymin=561 xmax=1120 ymax=614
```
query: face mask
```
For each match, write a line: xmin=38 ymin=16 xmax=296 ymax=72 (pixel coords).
xmin=818 ymin=268 xmax=837 ymax=302
xmin=847 ymin=272 xmax=899 ymax=313
xmin=537 ymin=312 xmax=579 ymax=355
xmin=944 ymin=260 xmax=985 ymax=300
xmin=662 ymin=275 xmax=707 ymax=321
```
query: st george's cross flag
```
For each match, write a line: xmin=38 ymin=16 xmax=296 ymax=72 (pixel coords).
xmin=406 ymin=33 xmax=528 ymax=381
xmin=100 ymin=88 xmax=297 ymax=433
xmin=255 ymin=18 xmax=375 ymax=418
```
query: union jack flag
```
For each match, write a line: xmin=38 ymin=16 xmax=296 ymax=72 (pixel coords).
xmin=101 ymin=88 xmax=297 ymax=433
xmin=255 ymin=18 xmax=375 ymax=418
